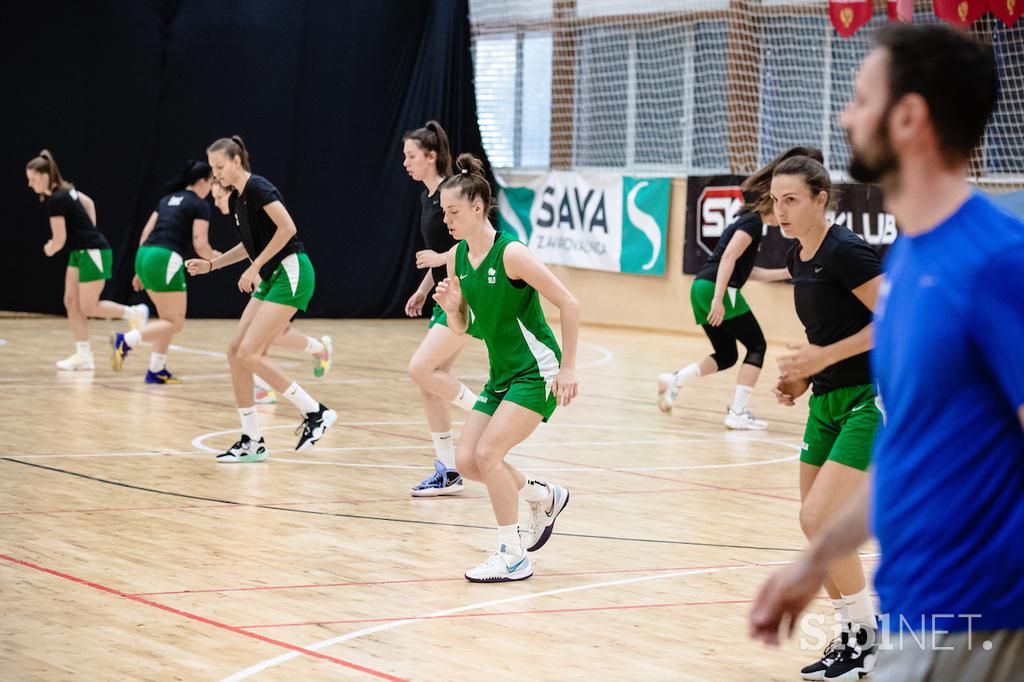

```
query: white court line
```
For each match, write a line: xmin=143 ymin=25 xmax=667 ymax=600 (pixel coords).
xmin=0 ymin=339 xmax=7 ymax=346
xmin=220 ymin=553 xmax=876 ymax=681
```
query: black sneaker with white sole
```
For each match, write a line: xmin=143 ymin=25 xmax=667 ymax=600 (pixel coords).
xmin=294 ymin=403 xmax=338 ymax=451
xmin=801 ymin=630 xmax=848 ymax=680
xmin=824 ymin=625 xmax=877 ymax=681
xmin=216 ymin=435 xmax=269 ymax=463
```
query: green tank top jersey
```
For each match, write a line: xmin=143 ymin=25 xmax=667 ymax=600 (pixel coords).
xmin=455 ymin=231 xmax=562 ymax=392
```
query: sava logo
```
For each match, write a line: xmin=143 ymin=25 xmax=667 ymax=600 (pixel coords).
xmin=487 ymin=267 xmax=497 ymax=285
xmin=168 ymin=195 xmax=184 ymax=207
xmin=697 ymin=186 xmax=744 ymax=256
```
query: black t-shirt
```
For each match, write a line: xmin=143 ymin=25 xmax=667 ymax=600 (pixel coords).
xmin=231 ymin=174 xmax=303 ymax=280
xmin=420 ymin=187 xmax=456 ymax=289
xmin=47 ymin=188 xmax=109 ymax=250
xmin=143 ymin=190 xmax=211 ymax=255
xmin=697 ymin=210 xmax=763 ymax=288
xmin=787 ymin=224 xmax=881 ymax=395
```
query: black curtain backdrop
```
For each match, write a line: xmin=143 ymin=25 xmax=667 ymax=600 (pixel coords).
xmin=1 ymin=0 xmax=488 ymax=318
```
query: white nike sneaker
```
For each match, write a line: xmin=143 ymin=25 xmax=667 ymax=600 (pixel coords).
xmin=657 ymin=372 xmax=678 ymax=414
xmin=525 ymin=483 xmax=570 ymax=552
xmin=126 ymin=303 xmax=150 ymax=330
xmin=464 ymin=546 xmax=533 ymax=583
xmin=56 ymin=353 xmax=95 ymax=371
xmin=724 ymin=408 xmax=768 ymax=430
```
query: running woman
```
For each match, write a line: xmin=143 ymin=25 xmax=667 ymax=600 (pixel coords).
xmin=769 ymin=155 xmax=883 ymax=680
xmin=185 ymin=135 xmax=335 ymax=462
xmin=26 ymin=150 xmax=148 ymax=370
xmin=110 ymin=160 xmax=219 ymax=382
xmin=656 ymin=146 xmax=819 ymax=429
xmin=402 ymin=121 xmax=479 ymax=497
xmin=433 ymin=154 xmax=578 ymax=583
xmin=209 ymin=180 xmax=332 ymax=404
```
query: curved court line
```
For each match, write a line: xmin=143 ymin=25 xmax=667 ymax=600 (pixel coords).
xmin=223 ymin=556 xmax=862 ymax=681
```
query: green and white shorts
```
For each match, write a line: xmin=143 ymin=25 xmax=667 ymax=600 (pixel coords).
xmin=474 ymin=375 xmax=558 ymax=423
xmin=800 ymin=384 xmax=881 ymax=472
xmin=135 ymin=245 xmax=185 ymax=292
xmin=690 ymin=277 xmax=750 ymax=326
xmin=253 ymin=253 xmax=315 ymax=311
xmin=69 ymin=248 xmax=112 ymax=282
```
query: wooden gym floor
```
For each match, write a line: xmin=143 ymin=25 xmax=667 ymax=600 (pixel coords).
xmin=0 ymin=315 xmax=877 ymax=681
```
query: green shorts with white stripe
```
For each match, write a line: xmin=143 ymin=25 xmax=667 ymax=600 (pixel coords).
xmin=473 ymin=375 xmax=558 ymax=423
xmin=69 ymin=248 xmax=113 ymax=282
xmin=254 ymin=252 xmax=315 ymax=311
xmin=135 ymin=245 xmax=186 ymax=292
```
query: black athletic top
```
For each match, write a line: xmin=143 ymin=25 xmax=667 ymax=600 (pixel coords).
xmin=787 ymin=224 xmax=882 ymax=395
xmin=696 ymin=210 xmax=763 ymax=288
xmin=420 ymin=187 xmax=456 ymax=289
xmin=231 ymin=174 xmax=304 ymax=280
xmin=47 ymin=188 xmax=109 ymax=250
xmin=143 ymin=190 xmax=211 ymax=255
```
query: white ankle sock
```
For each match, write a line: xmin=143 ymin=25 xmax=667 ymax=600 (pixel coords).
xmin=283 ymin=382 xmax=319 ymax=414
xmin=844 ymin=586 xmax=876 ymax=628
xmin=124 ymin=329 xmax=143 ymax=348
xmin=75 ymin=341 xmax=92 ymax=356
xmin=431 ymin=431 xmax=455 ymax=469
xmin=731 ymin=385 xmax=754 ymax=414
xmin=304 ymin=336 xmax=325 ymax=354
xmin=452 ymin=383 xmax=478 ymax=411
xmin=149 ymin=353 xmax=166 ymax=372
xmin=238 ymin=406 xmax=261 ymax=439
xmin=674 ymin=363 xmax=701 ymax=387
xmin=831 ymin=598 xmax=851 ymax=630
xmin=498 ymin=523 xmax=523 ymax=554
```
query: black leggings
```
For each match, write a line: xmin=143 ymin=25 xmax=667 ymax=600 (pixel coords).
xmin=701 ymin=311 xmax=767 ymax=371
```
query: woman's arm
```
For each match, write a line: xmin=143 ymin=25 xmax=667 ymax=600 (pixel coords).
xmin=138 ymin=212 xmax=158 ymax=247
xmin=44 ymin=216 xmax=67 ymax=256
xmin=778 ymin=275 xmax=882 ymax=379
xmin=748 ymin=266 xmax=791 ymax=282
xmin=707 ymin=231 xmax=754 ymax=326
xmin=185 ymin=242 xmax=248 ymax=275
xmin=504 ymin=242 xmax=581 ymax=406
xmin=190 ymin=219 xmax=219 ymax=260
xmin=432 ymin=247 xmax=468 ymax=334
xmin=250 ymin=201 xmax=296 ymax=271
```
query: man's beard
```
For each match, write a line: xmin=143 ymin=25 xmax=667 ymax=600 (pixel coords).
xmin=848 ymin=118 xmax=899 ymax=184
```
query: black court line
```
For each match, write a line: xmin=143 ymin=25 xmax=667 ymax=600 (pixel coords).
xmin=1 ymin=457 xmax=802 ymax=553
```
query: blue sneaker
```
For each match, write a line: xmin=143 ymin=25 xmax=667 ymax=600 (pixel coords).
xmin=110 ymin=332 xmax=131 ymax=371
xmin=411 ymin=460 xmax=464 ymax=497
xmin=145 ymin=368 xmax=181 ymax=384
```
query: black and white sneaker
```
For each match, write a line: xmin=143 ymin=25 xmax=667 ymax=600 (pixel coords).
xmin=294 ymin=403 xmax=338 ymax=451
xmin=216 ymin=435 xmax=269 ymax=463
xmin=801 ymin=630 xmax=848 ymax=680
xmin=824 ymin=625 xmax=877 ymax=680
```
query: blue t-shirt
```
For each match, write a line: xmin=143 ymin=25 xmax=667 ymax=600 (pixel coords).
xmin=871 ymin=192 xmax=1024 ymax=632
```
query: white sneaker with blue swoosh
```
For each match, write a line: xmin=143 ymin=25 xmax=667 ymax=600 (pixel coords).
xmin=464 ymin=545 xmax=533 ymax=583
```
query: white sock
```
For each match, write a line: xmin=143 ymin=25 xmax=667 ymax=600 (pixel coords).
xmin=844 ymin=586 xmax=876 ymax=628
xmin=253 ymin=374 xmax=272 ymax=391
xmin=124 ymin=329 xmax=143 ymax=348
xmin=451 ymin=383 xmax=478 ymax=411
xmin=674 ymin=363 xmax=701 ymax=387
xmin=75 ymin=341 xmax=92 ymax=357
xmin=304 ymin=336 xmax=325 ymax=355
xmin=283 ymin=381 xmax=320 ymax=414
xmin=431 ymin=431 xmax=456 ymax=469
xmin=238 ymin=406 xmax=261 ymax=440
xmin=149 ymin=353 xmax=166 ymax=373
xmin=831 ymin=598 xmax=851 ymax=631
xmin=731 ymin=385 xmax=754 ymax=414
xmin=497 ymin=523 xmax=524 ymax=555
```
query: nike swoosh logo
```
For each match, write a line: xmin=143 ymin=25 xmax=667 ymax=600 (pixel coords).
xmin=850 ymin=403 xmax=871 ymax=412
xmin=814 ymin=267 xmax=823 ymax=273
xmin=459 ymin=274 xmax=468 ymax=279
xmin=506 ymin=556 xmax=528 ymax=572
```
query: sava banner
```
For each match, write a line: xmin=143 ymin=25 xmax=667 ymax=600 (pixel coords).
xmin=496 ymin=172 xmax=670 ymax=276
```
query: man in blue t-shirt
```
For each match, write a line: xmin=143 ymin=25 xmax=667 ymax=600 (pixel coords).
xmin=750 ymin=24 xmax=1023 ymax=682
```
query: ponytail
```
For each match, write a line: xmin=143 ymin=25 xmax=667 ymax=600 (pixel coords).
xmin=26 ymin=149 xmax=74 ymax=195
xmin=163 ymin=159 xmax=213 ymax=194
xmin=403 ymin=120 xmax=452 ymax=177
xmin=440 ymin=153 xmax=492 ymax=212
xmin=207 ymin=135 xmax=251 ymax=171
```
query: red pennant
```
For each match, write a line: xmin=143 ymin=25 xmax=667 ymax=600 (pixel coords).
xmin=933 ymin=0 xmax=987 ymax=27
xmin=888 ymin=0 xmax=914 ymax=21
xmin=830 ymin=0 xmax=874 ymax=37
xmin=989 ymin=0 xmax=1023 ymax=26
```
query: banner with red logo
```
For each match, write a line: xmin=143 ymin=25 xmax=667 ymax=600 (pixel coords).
xmin=683 ymin=176 xmax=895 ymax=275
xmin=830 ymin=0 xmax=873 ymax=37
xmin=933 ymin=0 xmax=987 ymax=27
xmin=888 ymin=0 xmax=913 ymax=22
xmin=989 ymin=0 xmax=1023 ymax=26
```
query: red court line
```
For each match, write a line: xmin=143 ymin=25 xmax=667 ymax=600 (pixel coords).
xmin=239 ymin=597 xmax=759 ymax=629
xmin=0 ymin=554 xmax=406 ymax=682
xmin=130 ymin=561 xmax=755 ymax=597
